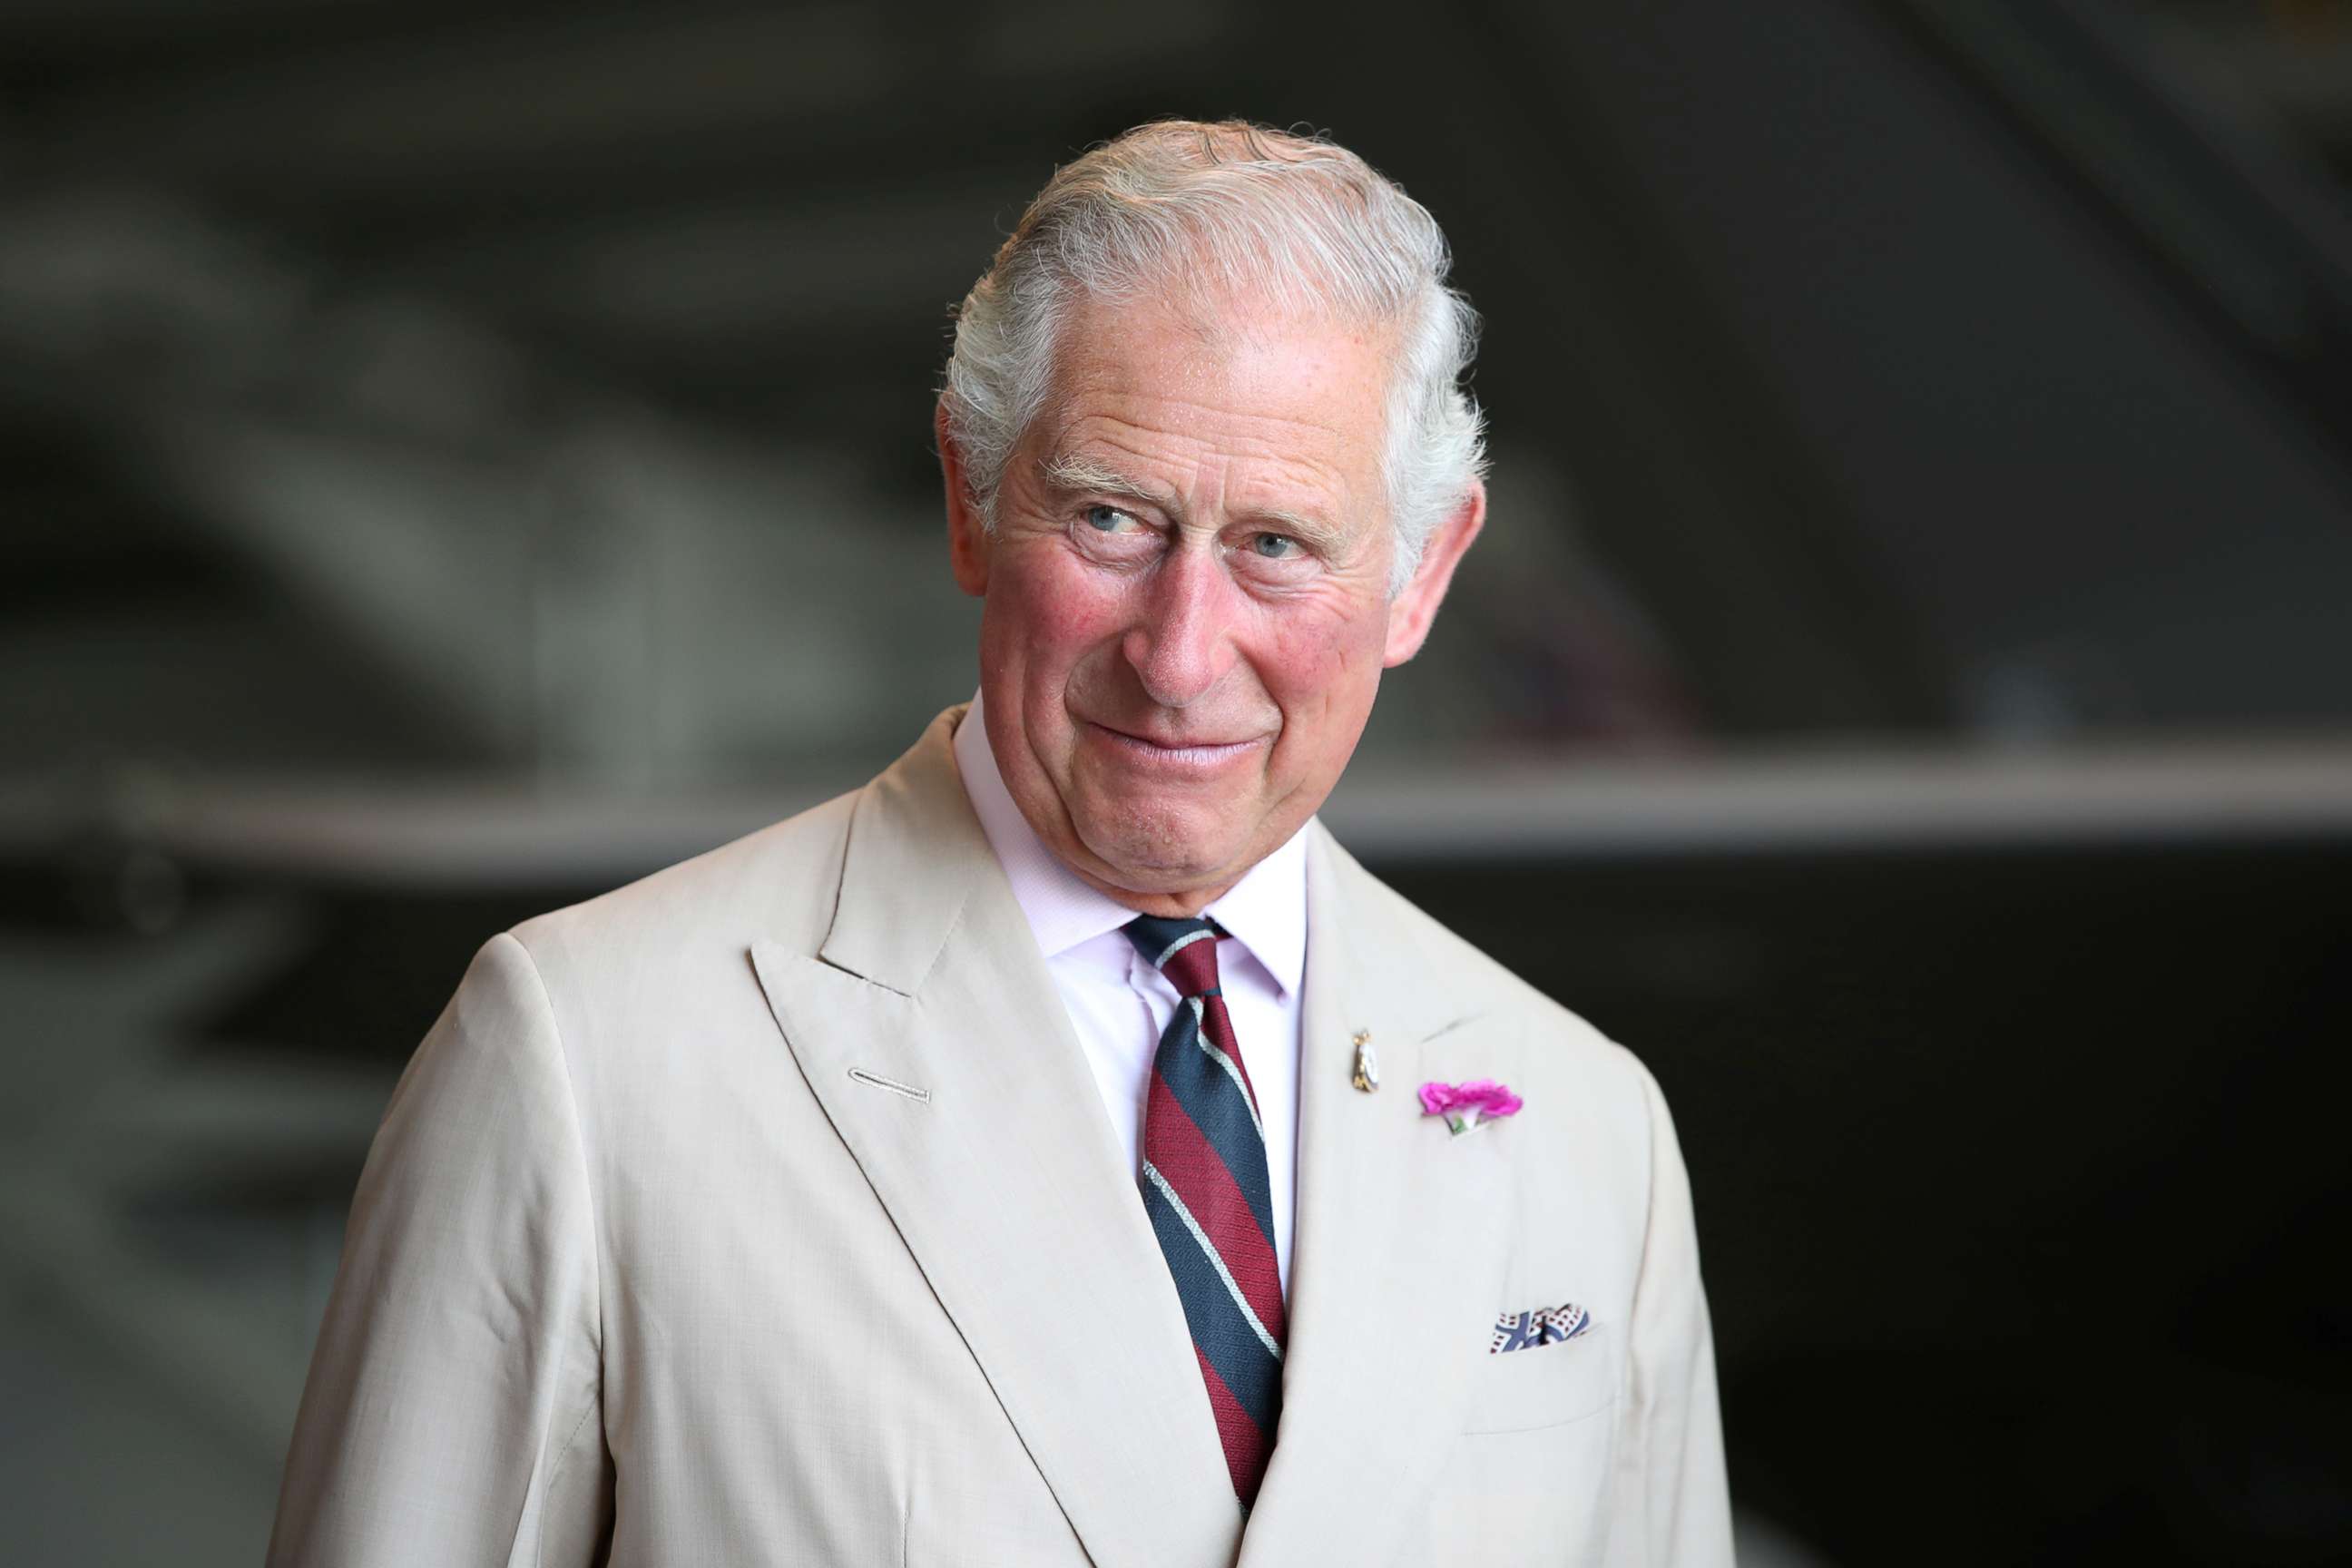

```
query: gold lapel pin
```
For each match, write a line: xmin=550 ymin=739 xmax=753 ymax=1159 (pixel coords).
xmin=1350 ymin=1030 xmax=1379 ymax=1093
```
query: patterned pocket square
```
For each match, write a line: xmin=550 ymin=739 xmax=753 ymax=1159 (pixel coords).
xmin=1490 ymin=1302 xmax=1592 ymax=1354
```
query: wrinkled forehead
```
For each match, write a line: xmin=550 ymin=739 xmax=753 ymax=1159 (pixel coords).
xmin=1017 ymin=287 xmax=1400 ymax=543
xmin=1030 ymin=279 xmax=1404 ymax=456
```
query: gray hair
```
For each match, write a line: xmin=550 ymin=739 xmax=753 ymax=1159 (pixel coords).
xmin=941 ymin=120 xmax=1486 ymax=594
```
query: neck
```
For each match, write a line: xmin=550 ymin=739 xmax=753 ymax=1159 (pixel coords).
xmin=1067 ymin=864 xmax=1242 ymax=918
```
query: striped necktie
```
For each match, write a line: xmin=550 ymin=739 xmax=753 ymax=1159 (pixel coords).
xmin=1122 ymin=914 xmax=1286 ymax=1508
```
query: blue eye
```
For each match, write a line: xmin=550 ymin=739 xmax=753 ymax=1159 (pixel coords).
xmin=1252 ymin=533 xmax=1297 ymax=558
xmin=1085 ymin=505 xmax=1132 ymax=532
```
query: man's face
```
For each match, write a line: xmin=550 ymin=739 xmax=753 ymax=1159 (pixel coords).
xmin=944 ymin=289 xmax=1481 ymax=914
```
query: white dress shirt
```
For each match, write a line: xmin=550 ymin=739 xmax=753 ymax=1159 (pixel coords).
xmin=952 ymin=694 xmax=1306 ymax=1293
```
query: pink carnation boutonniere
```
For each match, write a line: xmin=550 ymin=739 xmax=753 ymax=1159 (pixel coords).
xmin=1417 ymin=1078 xmax=1524 ymax=1136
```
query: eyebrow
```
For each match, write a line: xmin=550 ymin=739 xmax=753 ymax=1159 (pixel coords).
xmin=1038 ymin=451 xmax=1347 ymax=552
xmin=1037 ymin=453 xmax=1180 ymax=514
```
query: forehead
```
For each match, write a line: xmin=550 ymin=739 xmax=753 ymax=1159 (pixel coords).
xmin=1034 ymin=289 xmax=1395 ymax=514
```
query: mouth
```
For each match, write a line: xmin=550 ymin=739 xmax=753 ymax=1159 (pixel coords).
xmin=1082 ymin=720 xmax=1270 ymax=769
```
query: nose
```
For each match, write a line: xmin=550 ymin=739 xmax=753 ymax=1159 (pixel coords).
xmin=1122 ymin=543 xmax=1240 ymax=709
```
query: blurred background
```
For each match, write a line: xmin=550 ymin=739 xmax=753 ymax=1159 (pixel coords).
xmin=3 ymin=0 xmax=2348 ymax=1562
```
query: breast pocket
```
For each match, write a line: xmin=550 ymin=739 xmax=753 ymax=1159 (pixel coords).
xmin=1460 ymin=1324 xmax=1618 ymax=1435
xmin=1411 ymin=1327 xmax=1621 ymax=1564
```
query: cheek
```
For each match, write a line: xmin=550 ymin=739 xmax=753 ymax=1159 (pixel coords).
xmin=1250 ymin=611 xmax=1387 ymax=794
xmin=1259 ymin=603 xmax=1388 ymax=720
xmin=986 ymin=555 xmax=1132 ymax=692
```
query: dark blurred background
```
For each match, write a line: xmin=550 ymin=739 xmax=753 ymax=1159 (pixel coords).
xmin=4 ymin=1 xmax=2348 ymax=1563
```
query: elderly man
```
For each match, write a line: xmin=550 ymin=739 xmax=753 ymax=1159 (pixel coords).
xmin=270 ymin=121 xmax=1730 ymax=1566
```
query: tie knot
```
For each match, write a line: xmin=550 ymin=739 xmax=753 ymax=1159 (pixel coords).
xmin=1122 ymin=914 xmax=1225 ymax=1000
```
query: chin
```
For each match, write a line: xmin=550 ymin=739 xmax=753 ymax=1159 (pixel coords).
xmin=1071 ymin=804 xmax=1238 ymax=890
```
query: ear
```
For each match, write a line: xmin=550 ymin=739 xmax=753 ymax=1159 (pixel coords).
xmin=937 ymin=401 xmax=992 ymax=597
xmin=1382 ymin=479 xmax=1485 ymax=667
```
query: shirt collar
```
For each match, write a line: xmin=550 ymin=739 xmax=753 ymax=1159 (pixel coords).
xmin=952 ymin=691 xmax=1308 ymax=997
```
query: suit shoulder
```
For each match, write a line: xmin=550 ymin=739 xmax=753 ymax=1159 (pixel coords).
xmin=511 ymin=786 xmax=861 ymax=973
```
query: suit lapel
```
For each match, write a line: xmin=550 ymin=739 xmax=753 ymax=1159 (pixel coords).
xmin=750 ymin=711 xmax=1240 ymax=1568
xmin=1237 ymin=829 xmax=1520 ymax=1564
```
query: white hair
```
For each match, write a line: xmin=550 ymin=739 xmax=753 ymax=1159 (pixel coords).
xmin=941 ymin=120 xmax=1486 ymax=595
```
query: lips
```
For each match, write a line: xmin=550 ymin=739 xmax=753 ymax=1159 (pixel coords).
xmin=1080 ymin=720 xmax=1272 ymax=763
xmin=1093 ymin=722 xmax=1259 ymax=750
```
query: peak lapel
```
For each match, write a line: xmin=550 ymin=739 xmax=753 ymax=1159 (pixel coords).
xmin=1237 ymin=830 xmax=1521 ymax=1564
xmin=750 ymin=711 xmax=1240 ymax=1568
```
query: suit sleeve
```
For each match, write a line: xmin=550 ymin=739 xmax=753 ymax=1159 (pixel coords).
xmin=268 ymin=933 xmax=612 ymax=1568
xmin=1604 ymin=1059 xmax=1735 ymax=1567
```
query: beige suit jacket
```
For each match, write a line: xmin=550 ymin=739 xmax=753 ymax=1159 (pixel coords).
xmin=269 ymin=708 xmax=1732 ymax=1566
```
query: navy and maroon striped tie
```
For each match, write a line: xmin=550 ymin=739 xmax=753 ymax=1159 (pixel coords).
xmin=1123 ymin=914 xmax=1286 ymax=1508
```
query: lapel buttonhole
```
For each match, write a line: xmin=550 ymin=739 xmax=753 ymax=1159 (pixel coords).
xmin=848 ymin=1066 xmax=931 ymax=1103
